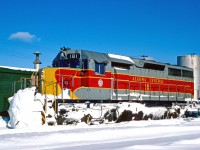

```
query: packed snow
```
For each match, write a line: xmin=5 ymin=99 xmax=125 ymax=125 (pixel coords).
xmin=108 ymin=53 xmax=134 ymax=64
xmin=7 ymin=87 xmax=44 ymax=128
xmin=1 ymin=117 xmax=200 ymax=150
xmin=1 ymin=87 xmax=200 ymax=149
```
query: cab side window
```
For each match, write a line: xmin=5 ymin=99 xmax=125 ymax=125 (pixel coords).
xmin=95 ymin=62 xmax=105 ymax=75
xmin=82 ymin=59 xmax=88 ymax=69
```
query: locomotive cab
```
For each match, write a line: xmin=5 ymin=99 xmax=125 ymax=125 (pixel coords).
xmin=40 ymin=48 xmax=112 ymax=101
xmin=52 ymin=48 xmax=88 ymax=70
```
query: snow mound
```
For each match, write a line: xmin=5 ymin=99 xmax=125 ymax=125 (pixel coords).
xmin=7 ymin=87 xmax=44 ymax=129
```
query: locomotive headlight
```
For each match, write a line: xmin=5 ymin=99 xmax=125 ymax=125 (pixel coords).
xmin=60 ymin=52 xmax=65 ymax=58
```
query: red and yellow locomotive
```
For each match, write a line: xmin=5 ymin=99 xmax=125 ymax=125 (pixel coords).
xmin=39 ymin=48 xmax=194 ymax=104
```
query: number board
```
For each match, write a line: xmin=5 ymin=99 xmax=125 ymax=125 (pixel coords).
xmin=67 ymin=53 xmax=80 ymax=59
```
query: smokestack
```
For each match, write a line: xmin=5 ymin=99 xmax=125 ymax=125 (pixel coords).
xmin=33 ymin=51 xmax=41 ymax=71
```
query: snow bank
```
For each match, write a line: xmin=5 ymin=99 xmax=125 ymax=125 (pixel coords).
xmin=7 ymin=87 xmax=44 ymax=128
xmin=0 ymin=117 xmax=7 ymax=127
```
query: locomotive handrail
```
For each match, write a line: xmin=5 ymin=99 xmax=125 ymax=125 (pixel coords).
xmin=55 ymin=70 xmax=77 ymax=100
xmin=61 ymin=75 xmax=64 ymax=100
xmin=12 ymin=77 xmax=32 ymax=94
xmin=55 ymin=73 xmax=74 ymax=77
xmin=43 ymin=81 xmax=56 ymax=113
xmin=12 ymin=80 xmax=22 ymax=94
xmin=112 ymin=73 xmax=118 ymax=100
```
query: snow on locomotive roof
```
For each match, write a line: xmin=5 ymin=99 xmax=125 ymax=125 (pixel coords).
xmin=108 ymin=53 xmax=134 ymax=64
xmin=0 ymin=65 xmax=37 ymax=72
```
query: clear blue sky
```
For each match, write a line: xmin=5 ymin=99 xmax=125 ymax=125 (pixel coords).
xmin=0 ymin=0 xmax=200 ymax=68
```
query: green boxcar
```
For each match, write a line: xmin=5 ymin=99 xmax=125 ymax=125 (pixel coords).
xmin=0 ymin=66 xmax=35 ymax=112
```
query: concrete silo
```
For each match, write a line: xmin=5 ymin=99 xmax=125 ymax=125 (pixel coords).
xmin=177 ymin=55 xmax=200 ymax=100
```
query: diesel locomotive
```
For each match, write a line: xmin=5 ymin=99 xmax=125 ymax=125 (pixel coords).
xmin=38 ymin=47 xmax=194 ymax=105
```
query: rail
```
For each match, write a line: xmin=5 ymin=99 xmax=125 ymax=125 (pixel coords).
xmin=12 ymin=77 xmax=32 ymax=94
xmin=110 ymin=79 xmax=194 ymax=102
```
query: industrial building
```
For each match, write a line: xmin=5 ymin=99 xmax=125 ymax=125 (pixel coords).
xmin=0 ymin=66 xmax=36 ymax=112
xmin=177 ymin=55 xmax=200 ymax=100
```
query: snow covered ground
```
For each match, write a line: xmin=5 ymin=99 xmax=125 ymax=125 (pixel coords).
xmin=1 ymin=117 xmax=200 ymax=150
xmin=1 ymin=87 xmax=200 ymax=149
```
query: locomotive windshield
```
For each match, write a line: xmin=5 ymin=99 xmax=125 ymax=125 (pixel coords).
xmin=54 ymin=59 xmax=80 ymax=68
xmin=52 ymin=52 xmax=88 ymax=69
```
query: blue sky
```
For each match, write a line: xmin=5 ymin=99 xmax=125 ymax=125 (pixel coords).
xmin=0 ymin=0 xmax=200 ymax=68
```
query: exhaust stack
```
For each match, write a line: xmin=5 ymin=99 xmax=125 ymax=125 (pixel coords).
xmin=33 ymin=51 xmax=41 ymax=71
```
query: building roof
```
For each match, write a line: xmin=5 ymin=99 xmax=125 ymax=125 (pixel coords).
xmin=0 ymin=66 xmax=37 ymax=72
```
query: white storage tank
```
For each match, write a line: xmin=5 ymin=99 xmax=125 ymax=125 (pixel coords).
xmin=177 ymin=55 xmax=200 ymax=100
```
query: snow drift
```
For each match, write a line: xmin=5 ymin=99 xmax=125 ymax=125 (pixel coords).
xmin=7 ymin=87 xmax=44 ymax=128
